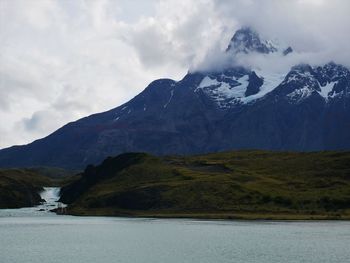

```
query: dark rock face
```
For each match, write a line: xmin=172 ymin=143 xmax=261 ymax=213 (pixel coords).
xmin=0 ymin=28 xmax=349 ymax=169
xmin=245 ymin=72 xmax=263 ymax=96
xmin=283 ymin=47 xmax=293 ymax=56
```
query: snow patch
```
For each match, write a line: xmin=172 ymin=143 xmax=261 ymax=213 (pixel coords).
xmin=319 ymin=81 xmax=337 ymax=99
xmin=197 ymin=70 xmax=286 ymax=107
xmin=283 ymin=71 xmax=313 ymax=85
xmin=198 ymin=75 xmax=249 ymax=99
xmin=242 ymin=70 xmax=286 ymax=103
xmin=164 ymin=89 xmax=174 ymax=108
xmin=222 ymin=75 xmax=249 ymax=98
xmin=287 ymin=86 xmax=313 ymax=102
xmin=196 ymin=75 xmax=249 ymax=107
xmin=198 ymin=76 xmax=220 ymax=89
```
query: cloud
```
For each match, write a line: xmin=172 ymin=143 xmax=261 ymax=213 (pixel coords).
xmin=0 ymin=0 xmax=349 ymax=148
xmin=0 ymin=0 xmax=178 ymax=148
xmin=190 ymin=0 xmax=350 ymax=74
xmin=120 ymin=0 xmax=226 ymax=71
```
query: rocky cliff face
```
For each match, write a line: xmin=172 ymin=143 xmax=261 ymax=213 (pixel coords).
xmin=0 ymin=28 xmax=349 ymax=169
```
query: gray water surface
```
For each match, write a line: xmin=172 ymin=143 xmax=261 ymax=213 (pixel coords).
xmin=0 ymin=193 xmax=349 ymax=263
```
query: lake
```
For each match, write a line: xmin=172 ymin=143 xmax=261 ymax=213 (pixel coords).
xmin=0 ymin=188 xmax=349 ymax=263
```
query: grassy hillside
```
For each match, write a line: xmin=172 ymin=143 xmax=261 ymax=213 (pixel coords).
xmin=60 ymin=151 xmax=350 ymax=219
xmin=27 ymin=166 xmax=78 ymax=178
xmin=0 ymin=169 xmax=53 ymax=208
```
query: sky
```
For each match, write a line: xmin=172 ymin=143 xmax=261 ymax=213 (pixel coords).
xmin=0 ymin=0 xmax=349 ymax=149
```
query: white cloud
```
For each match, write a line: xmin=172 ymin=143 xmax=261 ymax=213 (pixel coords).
xmin=210 ymin=0 xmax=350 ymax=65
xmin=0 ymin=0 xmax=349 ymax=148
xmin=0 ymin=0 xmax=181 ymax=148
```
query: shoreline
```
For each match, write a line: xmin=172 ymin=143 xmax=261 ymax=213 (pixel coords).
xmin=1 ymin=205 xmax=349 ymax=221
xmin=61 ymin=208 xmax=350 ymax=221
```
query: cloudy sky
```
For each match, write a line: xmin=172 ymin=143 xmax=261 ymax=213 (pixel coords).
xmin=0 ymin=0 xmax=349 ymax=149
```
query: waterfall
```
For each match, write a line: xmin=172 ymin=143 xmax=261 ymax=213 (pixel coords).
xmin=39 ymin=187 xmax=61 ymax=204
xmin=38 ymin=187 xmax=66 ymax=212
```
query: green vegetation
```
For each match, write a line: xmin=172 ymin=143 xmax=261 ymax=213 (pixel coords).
xmin=60 ymin=151 xmax=350 ymax=220
xmin=27 ymin=166 xmax=78 ymax=179
xmin=0 ymin=169 xmax=52 ymax=208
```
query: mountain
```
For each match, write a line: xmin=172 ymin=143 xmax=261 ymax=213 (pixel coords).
xmin=0 ymin=27 xmax=349 ymax=169
xmin=226 ymin=26 xmax=289 ymax=54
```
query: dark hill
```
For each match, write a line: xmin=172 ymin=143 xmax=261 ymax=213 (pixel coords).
xmin=60 ymin=151 xmax=350 ymax=220
xmin=0 ymin=169 xmax=51 ymax=208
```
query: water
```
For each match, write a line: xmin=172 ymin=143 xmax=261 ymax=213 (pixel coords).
xmin=0 ymin=189 xmax=349 ymax=263
xmin=39 ymin=187 xmax=61 ymax=206
xmin=0 ymin=187 xmax=63 ymax=217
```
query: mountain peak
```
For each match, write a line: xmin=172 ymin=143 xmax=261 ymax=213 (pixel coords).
xmin=226 ymin=27 xmax=279 ymax=54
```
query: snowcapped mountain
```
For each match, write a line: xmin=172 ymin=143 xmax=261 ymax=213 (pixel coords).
xmin=281 ymin=63 xmax=350 ymax=103
xmin=194 ymin=67 xmax=286 ymax=107
xmin=227 ymin=27 xmax=292 ymax=55
xmin=0 ymin=27 xmax=349 ymax=169
xmin=193 ymin=28 xmax=348 ymax=108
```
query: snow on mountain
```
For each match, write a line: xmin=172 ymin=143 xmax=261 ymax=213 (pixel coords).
xmin=318 ymin=81 xmax=337 ymax=99
xmin=278 ymin=63 xmax=350 ymax=103
xmin=242 ymin=69 xmax=287 ymax=103
xmin=286 ymin=86 xmax=315 ymax=103
xmin=196 ymin=27 xmax=349 ymax=107
xmin=195 ymin=60 xmax=349 ymax=106
xmin=195 ymin=68 xmax=287 ymax=107
xmin=195 ymin=71 xmax=250 ymax=107
xmin=193 ymin=27 xmax=299 ymax=107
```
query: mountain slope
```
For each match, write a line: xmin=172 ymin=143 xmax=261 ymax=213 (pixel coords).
xmin=0 ymin=27 xmax=349 ymax=169
xmin=59 ymin=151 xmax=350 ymax=220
